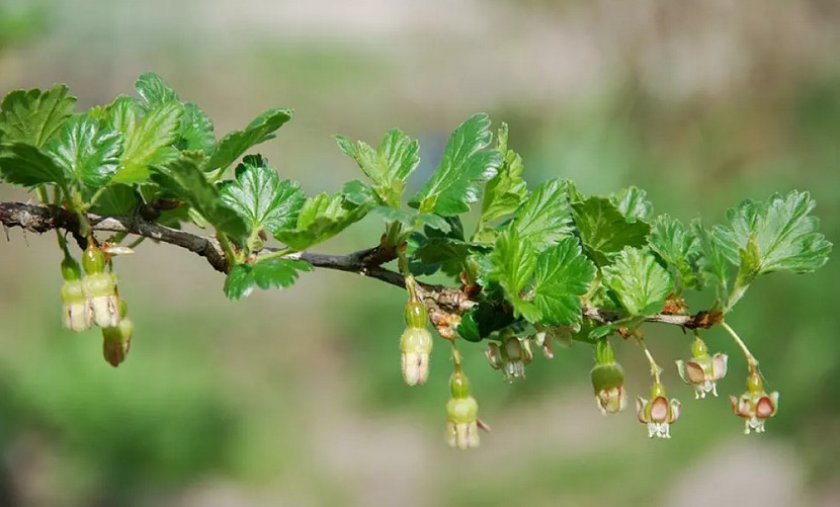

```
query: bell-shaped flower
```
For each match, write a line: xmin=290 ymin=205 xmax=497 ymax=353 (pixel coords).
xmin=400 ymin=327 xmax=433 ymax=386
xmin=485 ymin=337 xmax=532 ymax=382
xmin=730 ymin=371 xmax=779 ymax=434
xmin=59 ymin=256 xmax=91 ymax=332
xmin=676 ymin=337 xmax=728 ymax=399
xmin=636 ymin=383 xmax=681 ymax=439
xmin=591 ymin=362 xmax=626 ymax=415
xmin=446 ymin=370 xmax=480 ymax=450
xmin=102 ymin=317 xmax=133 ymax=367
xmin=83 ymin=272 xmax=121 ymax=328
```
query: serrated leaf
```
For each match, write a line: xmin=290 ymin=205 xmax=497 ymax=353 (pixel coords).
xmin=410 ymin=113 xmax=502 ymax=215
xmin=0 ymin=143 xmax=66 ymax=187
xmin=178 ymin=102 xmax=215 ymax=153
xmin=224 ymin=258 xmax=312 ymax=300
xmin=0 ymin=84 xmax=76 ymax=147
xmin=649 ymin=214 xmax=700 ymax=291
xmin=159 ymin=158 xmax=248 ymax=241
xmin=508 ymin=179 xmax=573 ymax=250
xmin=457 ymin=302 xmax=516 ymax=342
xmin=611 ymin=186 xmax=653 ymax=223
xmin=205 ymin=108 xmax=292 ymax=172
xmin=602 ymin=247 xmax=673 ymax=316
xmin=475 ymin=123 xmax=528 ymax=231
xmin=273 ymin=192 xmax=370 ymax=250
xmin=712 ymin=191 xmax=832 ymax=278
xmin=413 ymin=237 xmax=490 ymax=277
xmin=135 ymin=72 xmax=179 ymax=109
xmin=220 ymin=155 xmax=305 ymax=238
xmin=572 ymin=196 xmax=650 ymax=265
xmin=491 ymin=231 xmax=594 ymax=325
xmin=89 ymin=184 xmax=140 ymax=216
xmin=336 ymin=128 xmax=419 ymax=207
xmin=113 ymin=101 xmax=183 ymax=184
xmin=691 ymin=219 xmax=731 ymax=302
xmin=47 ymin=114 xmax=123 ymax=189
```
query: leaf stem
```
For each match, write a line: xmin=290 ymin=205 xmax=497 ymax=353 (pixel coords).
xmin=216 ymin=233 xmax=238 ymax=270
xmin=720 ymin=320 xmax=759 ymax=372
xmin=255 ymin=247 xmax=294 ymax=263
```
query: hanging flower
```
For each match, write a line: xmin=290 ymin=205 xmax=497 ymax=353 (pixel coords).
xmin=60 ymin=256 xmax=91 ymax=332
xmin=637 ymin=383 xmax=681 ymax=439
xmin=446 ymin=369 xmax=479 ymax=450
xmin=590 ymin=340 xmax=626 ymax=414
xmin=399 ymin=299 xmax=433 ymax=386
xmin=81 ymin=245 xmax=121 ymax=328
xmin=730 ymin=371 xmax=779 ymax=434
xmin=102 ymin=300 xmax=133 ymax=367
xmin=676 ymin=336 xmax=728 ymax=399
xmin=484 ymin=337 xmax=532 ymax=382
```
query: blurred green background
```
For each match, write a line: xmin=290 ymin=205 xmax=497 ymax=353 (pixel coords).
xmin=1 ymin=0 xmax=839 ymax=505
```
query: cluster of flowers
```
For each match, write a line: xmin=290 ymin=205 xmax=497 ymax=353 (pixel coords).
xmin=591 ymin=337 xmax=779 ymax=437
xmin=60 ymin=244 xmax=133 ymax=367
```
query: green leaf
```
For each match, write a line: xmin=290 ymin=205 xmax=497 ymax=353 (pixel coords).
xmin=491 ymin=231 xmax=594 ymax=325
xmin=0 ymin=84 xmax=76 ymax=147
xmin=135 ymin=72 xmax=179 ymax=109
xmin=712 ymin=191 xmax=832 ymax=278
xmin=0 ymin=143 xmax=66 ymax=187
xmin=89 ymin=184 xmax=140 ymax=216
xmin=205 ymin=108 xmax=293 ymax=172
xmin=178 ymin=102 xmax=215 ymax=153
xmin=409 ymin=113 xmax=502 ymax=215
xmin=373 ymin=206 xmax=452 ymax=233
xmin=611 ymin=186 xmax=653 ymax=223
xmin=572 ymin=196 xmax=650 ymax=265
xmin=47 ymin=114 xmax=124 ymax=189
xmin=475 ymin=123 xmax=527 ymax=231
xmin=508 ymin=179 xmax=573 ymax=250
xmin=413 ymin=237 xmax=489 ymax=277
xmin=602 ymin=247 xmax=673 ymax=316
xmin=336 ymin=128 xmax=419 ymax=207
xmin=159 ymin=158 xmax=248 ymax=241
xmin=112 ymin=100 xmax=183 ymax=184
xmin=691 ymin=219 xmax=731 ymax=302
xmin=220 ymin=155 xmax=305 ymax=238
xmin=224 ymin=258 xmax=312 ymax=300
xmin=649 ymin=214 xmax=700 ymax=291
xmin=274 ymin=192 xmax=370 ymax=250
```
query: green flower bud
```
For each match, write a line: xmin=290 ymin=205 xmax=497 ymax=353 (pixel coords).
xmin=450 ymin=369 xmax=471 ymax=399
xmin=404 ymin=299 xmax=428 ymax=329
xmin=590 ymin=361 xmax=626 ymax=415
xmin=82 ymin=245 xmax=106 ymax=275
xmin=102 ymin=317 xmax=133 ymax=367
xmin=61 ymin=256 xmax=82 ymax=281
xmin=61 ymin=278 xmax=91 ymax=332
xmin=446 ymin=395 xmax=479 ymax=450
xmin=399 ymin=327 xmax=432 ymax=386
xmin=83 ymin=272 xmax=120 ymax=328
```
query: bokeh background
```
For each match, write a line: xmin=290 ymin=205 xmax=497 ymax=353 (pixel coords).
xmin=1 ymin=0 xmax=839 ymax=506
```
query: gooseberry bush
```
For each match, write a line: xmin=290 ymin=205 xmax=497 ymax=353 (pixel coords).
xmin=0 ymin=74 xmax=832 ymax=449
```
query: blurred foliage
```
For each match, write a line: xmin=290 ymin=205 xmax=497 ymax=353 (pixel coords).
xmin=0 ymin=2 xmax=47 ymax=50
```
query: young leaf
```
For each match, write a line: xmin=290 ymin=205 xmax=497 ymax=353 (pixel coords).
xmin=179 ymin=102 xmax=215 ymax=153
xmin=691 ymin=219 xmax=731 ymax=303
xmin=712 ymin=191 xmax=832 ymax=278
xmin=491 ymin=232 xmax=594 ymax=325
xmin=220 ymin=155 xmax=305 ymax=237
xmin=602 ymin=247 xmax=673 ymax=316
xmin=475 ymin=123 xmax=527 ymax=231
xmin=224 ymin=258 xmax=312 ymax=300
xmin=0 ymin=143 xmax=66 ymax=187
xmin=47 ymin=114 xmax=124 ymax=189
xmin=649 ymin=214 xmax=700 ymax=291
xmin=134 ymin=72 xmax=179 ymax=109
xmin=409 ymin=113 xmax=502 ymax=215
xmin=336 ymin=128 xmax=419 ymax=208
xmin=112 ymin=101 xmax=183 ymax=184
xmin=205 ymin=108 xmax=293 ymax=172
xmin=573 ymin=196 xmax=650 ymax=265
xmin=508 ymin=179 xmax=573 ymax=250
xmin=159 ymin=158 xmax=248 ymax=241
xmin=372 ymin=206 xmax=452 ymax=234
xmin=274 ymin=192 xmax=371 ymax=250
xmin=0 ymin=84 xmax=76 ymax=147
xmin=611 ymin=186 xmax=653 ymax=223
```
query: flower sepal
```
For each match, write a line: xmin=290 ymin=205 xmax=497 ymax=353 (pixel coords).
xmin=676 ymin=337 xmax=728 ymax=399
xmin=730 ymin=371 xmax=779 ymax=434
xmin=636 ymin=383 xmax=681 ymax=439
